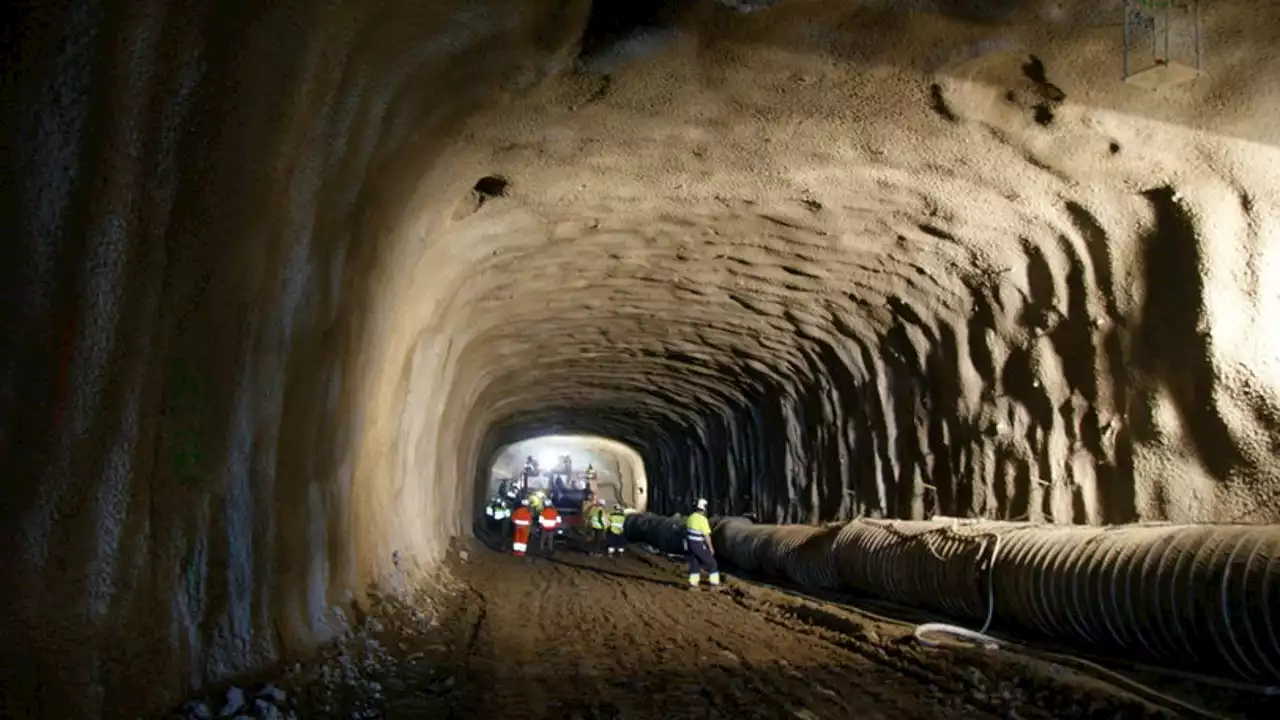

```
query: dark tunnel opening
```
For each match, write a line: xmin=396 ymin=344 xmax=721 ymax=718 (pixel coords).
xmin=576 ymin=0 xmax=687 ymax=60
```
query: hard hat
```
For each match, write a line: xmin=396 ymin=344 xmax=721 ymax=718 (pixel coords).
xmin=696 ymin=498 xmax=708 ymax=512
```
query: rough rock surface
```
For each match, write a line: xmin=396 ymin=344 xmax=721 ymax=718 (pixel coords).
xmin=3 ymin=0 xmax=1280 ymax=716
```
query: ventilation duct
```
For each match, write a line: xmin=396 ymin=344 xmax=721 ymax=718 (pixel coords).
xmin=623 ymin=514 xmax=1280 ymax=686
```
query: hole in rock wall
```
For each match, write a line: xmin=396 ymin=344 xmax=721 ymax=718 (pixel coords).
xmin=577 ymin=0 xmax=683 ymax=61
xmin=473 ymin=175 xmax=510 ymax=199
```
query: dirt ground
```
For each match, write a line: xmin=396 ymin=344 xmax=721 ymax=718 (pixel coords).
xmin=239 ymin=530 xmax=1275 ymax=720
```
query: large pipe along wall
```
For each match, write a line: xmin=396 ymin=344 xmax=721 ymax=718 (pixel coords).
xmin=623 ymin=513 xmax=1280 ymax=686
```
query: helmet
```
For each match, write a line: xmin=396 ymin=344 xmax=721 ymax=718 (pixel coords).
xmin=521 ymin=498 xmax=530 ymax=506
xmin=695 ymin=498 xmax=708 ymax=512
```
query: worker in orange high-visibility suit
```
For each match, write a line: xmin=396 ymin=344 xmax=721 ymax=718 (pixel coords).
xmin=538 ymin=505 xmax=562 ymax=554
xmin=510 ymin=499 xmax=533 ymax=557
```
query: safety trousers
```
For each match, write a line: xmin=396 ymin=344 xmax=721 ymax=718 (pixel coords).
xmin=686 ymin=540 xmax=720 ymax=587
xmin=512 ymin=526 xmax=530 ymax=556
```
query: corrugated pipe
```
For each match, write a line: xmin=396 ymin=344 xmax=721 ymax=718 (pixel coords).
xmin=622 ymin=512 xmax=687 ymax=555
xmin=623 ymin=513 xmax=1280 ymax=686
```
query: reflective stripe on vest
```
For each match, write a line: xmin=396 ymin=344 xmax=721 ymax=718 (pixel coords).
xmin=686 ymin=529 xmax=706 ymax=542
xmin=514 ymin=519 xmax=530 ymax=526
xmin=512 ymin=541 xmax=527 ymax=551
xmin=539 ymin=518 xmax=558 ymax=529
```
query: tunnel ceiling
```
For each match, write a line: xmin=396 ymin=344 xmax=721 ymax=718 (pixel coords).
xmin=459 ymin=0 xmax=1280 ymax=527
xmin=6 ymin=0 xmax=1280 ymax=715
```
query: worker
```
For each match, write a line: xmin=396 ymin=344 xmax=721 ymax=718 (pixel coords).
xmin=606 ymin=503 xmax=628 ymax=557
xmin=685 ymin=498 xmax=720 ymax=589
xmin=510 ymin=498 xmax=533 ymax=557
xmin=485 ymin=496 xmax=508 ymax=530
xmin=538 ymin=504 xmax=562 ymax=554
xmin=499 ymin=497 xmax=513 ymax=537
xmin=493 ymin=497 xmax=510 ymax=529
xmin=531 ymin=492 xmax=548 ymax=544
xmin=586 ymin=498 xmax=607 ymax=554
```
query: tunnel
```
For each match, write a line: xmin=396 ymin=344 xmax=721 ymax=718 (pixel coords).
xmin=483 ymin=435 xmax=648 ymax=510
xmin=3 ymin=0 xmax=1280 ymax=717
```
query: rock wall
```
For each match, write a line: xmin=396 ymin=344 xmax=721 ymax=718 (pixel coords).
xmin=0 ymin=1 xmax=589 ymax=716
xmin=3 ymin=0 xmax=1280 ymax=716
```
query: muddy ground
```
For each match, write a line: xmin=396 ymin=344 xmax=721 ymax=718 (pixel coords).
xmin=178 ymin=532 xmax=1274 ymax=720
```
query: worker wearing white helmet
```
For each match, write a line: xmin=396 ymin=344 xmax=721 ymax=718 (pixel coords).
xmin=684 ymin=498 xmax=720 ymax=589
xmin=605 ymin=503 xmax=628 ymax=557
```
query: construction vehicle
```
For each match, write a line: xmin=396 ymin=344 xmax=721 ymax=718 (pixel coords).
xmin=552 ymin=472 xmax=598 ymax=532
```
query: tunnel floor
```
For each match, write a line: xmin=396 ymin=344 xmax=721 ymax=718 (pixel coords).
xmin=202 ymin=534 xmax=1257 ymax=720
xmin=436 ymin=543 xmax=968 ymax=719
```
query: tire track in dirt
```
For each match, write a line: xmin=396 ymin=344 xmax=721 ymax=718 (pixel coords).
xmin=604 ymin=569 xmax=846 ymax=715
xmin=627 ymin=549 xmax=1191 ymax=720
xmin=576 ymin=549 xmax=974 ymax=717
xmin=450 ymin=543 xmax=996 ymax=719
xmin=456 ymin=555 xmax=558 ymax=716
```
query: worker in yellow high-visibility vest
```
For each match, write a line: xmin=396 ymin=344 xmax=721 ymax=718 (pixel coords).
xmin=586 ymin=499 xmax=608 ymax=555
xmin=605 ymin=504 xmax=628 ymax=557
xmin=684 ymin=498 xmax=720 ymax=589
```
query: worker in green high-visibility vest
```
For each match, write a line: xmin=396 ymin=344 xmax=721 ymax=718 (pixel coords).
xmin=605 ymin=504 xmax=628 ymax=557
xmin=684 ymin=498 xmax=721 ymax=590
xmin=586 ymin=498 xmax=608 ymax=555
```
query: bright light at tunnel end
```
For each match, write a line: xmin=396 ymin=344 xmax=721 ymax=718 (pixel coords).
xmin=487 ymin=434 xmax=649 ymax=512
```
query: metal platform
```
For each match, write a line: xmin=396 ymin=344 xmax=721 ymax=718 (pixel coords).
xmin=1124 ymin=60 xmax=1204 ymax=90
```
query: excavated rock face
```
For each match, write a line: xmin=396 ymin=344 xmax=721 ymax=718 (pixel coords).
xmin=3 ymin=0 xmax=1279 ymax=715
